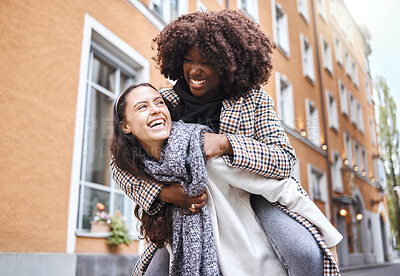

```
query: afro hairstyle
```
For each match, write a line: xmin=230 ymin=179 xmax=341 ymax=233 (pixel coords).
xmin=152 ymin=10 xmax=276 ymax=97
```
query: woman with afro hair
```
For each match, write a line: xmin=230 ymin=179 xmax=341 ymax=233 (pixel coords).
xmin=110 ymin=10 xmax=340 ymax=276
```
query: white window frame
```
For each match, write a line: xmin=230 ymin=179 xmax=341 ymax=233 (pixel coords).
xmin=357 ymin=101 xmax=364 ymax=133
xmin=307 ymin=164 xmax=329 ymax=219
xmin=333 ymin=33 xmax=342 ymax=66
xmin=67 ymin=14 xmax=150 ymax=254
xmin=361 ymin=146 xmax=368 ymax=176
xmin=317 ymin=0 xmax=327 ymax=22
xmin=149 ymin=0 xmax=187 ymax=23
xmin=354 ymin=139 xmax=361 ymax=169
xmin=326 ymin=90 xmax=339 ymax=130
xmin=276 ymin=72 xmax=295 ymax=128
xmin=349 ymin=92 xmax=357 ymax=124
xmin=365 ymin=79 xmax=372 ymax=106
xmin=238 ymin=0 xmax=259 ymax=22
xmin=305 ymin=98 xmax=320 ymax=146
xmin=197 ymin=0 xmax=207 ymax=11
xmin=297 ymin=0 xmax=310 ymax=23
xmin=300 ymin=33 xmax=315 ymax=83
xmin=343 ymin=130 xmax=353 ymax=167
xmin=331 ymin=150 xmax=343 ymax=192
xmin=345 ymin=50 xmax=352 ymax=78
xmin=369 ymin=116 xmax=376 ymax=145
xmin=329 ymin=0 xmax=337 ymax=20
xmin=352 ymin=60 xmax=359 ymax=87
xmin=321 ymin=35 xmax=333 ymax=74
xmin=338 ymin=79 xmax=348 ymax=116
xmin=364 ymin=55 xmax=371 ymax=75
xmin=272 ymin=0 xmax=290 ymax=57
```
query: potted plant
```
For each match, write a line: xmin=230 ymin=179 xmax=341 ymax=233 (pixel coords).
xmin=90 ymin=202 xmax=111 ymax=233
xmin=107 ymin=210 xmax=132 ymax=247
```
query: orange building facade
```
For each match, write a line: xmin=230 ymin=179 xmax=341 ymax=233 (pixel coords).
xmin=0 ymin=0 xmax=393 ymax=275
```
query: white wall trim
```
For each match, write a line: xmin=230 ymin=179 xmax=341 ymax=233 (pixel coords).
xmin=66 ymin=14 xmax=149 ymax=253
xmin=127 ymin=0 xmax=166 ymax=31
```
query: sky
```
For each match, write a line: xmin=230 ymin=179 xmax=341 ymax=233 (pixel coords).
xmin=343 ymin=0 xmax=400 ymax=130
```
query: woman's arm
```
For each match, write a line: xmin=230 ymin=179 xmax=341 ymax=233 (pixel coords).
xmin=206 ymin=89 xmax=296 ymax=179
xmin=110 ymin=159 xmax=206 ymax=214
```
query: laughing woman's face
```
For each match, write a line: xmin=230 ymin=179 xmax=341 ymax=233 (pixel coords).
xmin=122 ymin=86 xmax=172 ymax=153
xmin=183 ymin=46 xmax=222 ymax=101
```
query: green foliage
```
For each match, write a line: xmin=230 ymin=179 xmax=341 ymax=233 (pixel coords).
xmin=376 ymin=76 xmax=400 ymax=247
xmin=106 ymin=215 xmax=132 ymax=247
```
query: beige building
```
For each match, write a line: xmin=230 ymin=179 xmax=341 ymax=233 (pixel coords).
xmin=0 ymin=0 xmax=392 ymax=275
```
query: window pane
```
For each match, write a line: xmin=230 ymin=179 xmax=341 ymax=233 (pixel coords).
xmin=114 ymin=193 xmax=125 ymax=215
xmin=171 ymin=0 xmax=179 ymax=19
xmin=82 ymin=187 xmax=110 ymax=229
xmin=83 ymin=89 xmax=113 ymax=186
xmin=92 ymin=56 xmax=116 ymax=92
xmin=120 ymin=73 xmax=136 ymax=93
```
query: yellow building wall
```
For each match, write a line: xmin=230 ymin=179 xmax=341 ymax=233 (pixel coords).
xmin=0 ymin=0 xmax=165 ymax=252
xmin=0 ymin=0 xmax=385 ymax=255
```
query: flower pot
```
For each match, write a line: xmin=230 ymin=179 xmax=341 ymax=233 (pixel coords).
xmin=90 ymin=221 xmax=111 ymax=233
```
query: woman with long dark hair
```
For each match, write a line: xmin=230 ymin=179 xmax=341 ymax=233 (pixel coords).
xmin=111 ymin=10 xmax=341 ymax=276
xmin=111 ymin=82 xmax=341 ymax=276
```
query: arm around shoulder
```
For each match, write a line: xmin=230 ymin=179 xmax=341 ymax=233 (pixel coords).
xmin=222 ymin=89 xmax=296 ymax=179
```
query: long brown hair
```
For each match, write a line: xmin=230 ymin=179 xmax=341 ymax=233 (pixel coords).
xmin=110 ymin=83 xmax=172 ymax=248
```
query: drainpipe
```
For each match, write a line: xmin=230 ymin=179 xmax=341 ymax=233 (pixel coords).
xmin=226 ymin=0 xmax=229 ymax=9
xmin=310 ymin=0 xmax=335 ymax=225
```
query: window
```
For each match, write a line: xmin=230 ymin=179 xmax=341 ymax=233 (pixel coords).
xmin=364 ymin=55 xmax=371 ymax=75
xmin=238 ymin=0 xmax=259 ymax=22
xmin=353 ymin=139 xmax=361 ymax=170
xmin=345 ymin=51 xmax=352 ymax=78
xmin=317 ymin=0 xmax=327 ymax=22
xmin=352 ymin=61 xmax=359 ymax=87
xmin=333 ymin=33 xmax=342 ymax=66
xmin=349 ymin=92 xmax=357 ymax=124
xmin=343 ymin=131 xmax=353 ymax=166
xmin=77 ymin=45 xmax=137 ymax=232
xmin=308 ymin=165 xmax=327 ymax=202
xmin=331 ymin=150 xmax=343 ymax=192
xmin=361 ymin=146 xmax=368 ymax=176
xmin=272 ymin=1 xmax=290 ymax=56
xmin=150 ymin=0 xmax=184 ymax=23
xmin=357 ymin=101 xmax=364 ymax=132
xmin=365 ymin=79 xmax=372 ymax=106
xmin=300 ymin=33 xmax=315 ymax=82
xmin=329 ymin=0 xmax=337 ymax=20
xmin=321 ymin=35 xmax=333 ymax=74
xmin=369 ymin=117 xmax=376 ymax=145
xmin=276 ymin=72 xmax=294 ymax=128
xmin=338 ymin=79 xmax=348 ymax=115
xmin=197 ymin=0 xmax=207 ymax=11
xmin=297 ymin=0 xmax=309 ymax=23
xmin=306 ymin=98 xmax=320 ymax=146
xmin=326 ymin=91 xmax=339 ymax=130
xmin=373 ymin=157 xmax=387 ymax=188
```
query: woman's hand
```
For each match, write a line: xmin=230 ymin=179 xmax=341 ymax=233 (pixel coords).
xmin=157 ymin=183 xmax=207 ymax=213
xmin=329 ymin=246 xmax=338 ymax=264
xmin=203 ymin=133 xmax=233 ymax=159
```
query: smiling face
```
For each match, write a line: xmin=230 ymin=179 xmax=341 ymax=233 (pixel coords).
xmin=122 ymin=86 xmax=172 ymax=157
xmin=183 ymin=46 xmax=222 ymax=101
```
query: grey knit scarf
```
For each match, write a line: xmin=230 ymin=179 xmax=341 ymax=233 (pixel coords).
xmin=142 ymin=121 xmax=221 ymax=276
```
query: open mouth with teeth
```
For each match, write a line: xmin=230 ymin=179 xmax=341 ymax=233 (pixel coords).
xmin=190 ymin=79 xmax=207 ymax=88
xmin=148 ymin=118 xmax=166 ymax=129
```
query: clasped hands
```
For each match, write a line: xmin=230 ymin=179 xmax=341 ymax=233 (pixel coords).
xmin=157 ymin=183 xmax=207 ymax=214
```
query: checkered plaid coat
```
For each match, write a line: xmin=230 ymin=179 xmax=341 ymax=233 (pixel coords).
xmin=110 ymin=88 xmax=340 ymax=276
